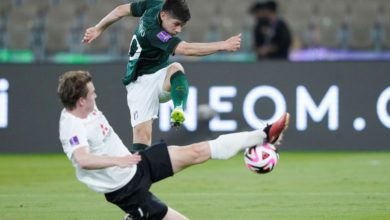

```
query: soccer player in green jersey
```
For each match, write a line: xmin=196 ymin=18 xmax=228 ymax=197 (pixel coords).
xmin=82 ymin=0 xmax=241 ymax=152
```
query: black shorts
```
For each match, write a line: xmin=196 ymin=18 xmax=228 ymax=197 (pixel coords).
xmin=105 ymin=142 xmax=174 ymax=220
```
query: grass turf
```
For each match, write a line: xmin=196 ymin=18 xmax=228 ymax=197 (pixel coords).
xmin=0 ymin=152 xmax=389 ymax=220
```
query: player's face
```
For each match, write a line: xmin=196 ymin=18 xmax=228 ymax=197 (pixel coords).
xmin=161 ymin=12 xmax=185 ymax=35
xmin=83 ymin=82 xmax=97 ymax=113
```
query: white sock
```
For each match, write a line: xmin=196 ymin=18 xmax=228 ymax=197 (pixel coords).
xmin=208 ymin=130 xmax=266 ymax=160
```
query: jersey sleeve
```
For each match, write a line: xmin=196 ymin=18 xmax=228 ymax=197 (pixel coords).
xmin=130 ymin=0 xmax=147 ymax=17
xmin=130 ymin=0 xmax=163 ymax=17
xmin=146 ymin=28 xmax=182 ymax=54
xmin=60 ymin=119 xmax=89 ymax=160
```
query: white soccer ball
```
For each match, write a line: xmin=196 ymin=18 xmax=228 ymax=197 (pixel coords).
xmin=244 ymin=143 xmax=279 ymax=174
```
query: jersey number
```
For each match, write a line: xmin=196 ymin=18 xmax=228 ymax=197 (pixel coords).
xmin=129 ymin=35 xmax=142 ymax=61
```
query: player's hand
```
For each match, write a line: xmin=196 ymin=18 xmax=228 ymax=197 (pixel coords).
xmin=82 ymin=26 xmax=102 ymax=44
xmin=223 ymin=33 xmax=241 ymax=52
xmin=116 ymin=153 xmax=142 ymax=168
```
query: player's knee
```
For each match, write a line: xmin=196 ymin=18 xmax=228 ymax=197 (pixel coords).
xmin=169 ymin=62 xmax=185 ymax=73
xmin=133 ymin=128 xmax=151 ymax=144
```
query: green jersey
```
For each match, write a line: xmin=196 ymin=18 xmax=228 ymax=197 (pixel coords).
xmin=123 ymin=0 xmax=182 ymax=85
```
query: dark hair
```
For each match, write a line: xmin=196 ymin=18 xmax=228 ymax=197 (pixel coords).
xmin=57 ymin=70 xmax=92 ymax=110
xmin=250 ymin=1 xmax=278 ymax=14
xmin=162 ymin=0 xmax=191 ymax=23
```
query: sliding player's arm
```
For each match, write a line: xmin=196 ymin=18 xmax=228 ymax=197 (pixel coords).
xmin=174 ymin=34 xmax=241 ymax=56
xmin=82 ymin=3 xmax=132 ymax=44
xmin=72 ymin=146 xmax=141 ymax=170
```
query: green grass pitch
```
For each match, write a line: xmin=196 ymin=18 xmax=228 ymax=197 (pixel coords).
xmin=0 ymin=152 xmax=389 ymax=219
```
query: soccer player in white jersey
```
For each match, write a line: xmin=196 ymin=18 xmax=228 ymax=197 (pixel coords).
xmin=58 ymin=70 xmax=289 ymax=220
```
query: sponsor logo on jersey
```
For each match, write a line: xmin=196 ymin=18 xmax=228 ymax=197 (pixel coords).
xmin=69 ymin=136 xmax=80 ymax=146
xmin=157 ymin=31 xmax=172 ymax=43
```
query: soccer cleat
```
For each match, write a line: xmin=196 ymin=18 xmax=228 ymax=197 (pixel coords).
xmin=170 ymin=107 xmax=185 ymax=128
xmin=263 ymin=112 xmax=290 ymax=145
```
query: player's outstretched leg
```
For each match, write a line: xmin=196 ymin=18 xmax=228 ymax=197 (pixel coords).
xmin=208 ymin=112 xmax=289 ymax=160
xmin=169 ymin=129 xmax=268 ymax=173
xmin=168 ymin=112 xmax=290 ymax=172
xmin=208 ymin=129 xmax=267 ymax=160
xmin=263 ymin=112 xmax=290 ymax=145
xmin=168 ymin=64 xmax=188 ymax=128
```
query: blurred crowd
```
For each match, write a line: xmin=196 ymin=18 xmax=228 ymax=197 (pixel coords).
xmin=0 ymin=0 xmax=389 ymax=62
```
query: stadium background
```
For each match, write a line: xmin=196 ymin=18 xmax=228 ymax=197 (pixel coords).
xmin=0 ymin=0 xmax=389 ymax=219
xmin=1 ymin=0 xmax=390 ymax=62
xmin=0 ymin=0 xmax=389 ymax=152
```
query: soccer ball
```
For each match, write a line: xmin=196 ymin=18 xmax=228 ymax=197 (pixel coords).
xmin=244 ymin=143 xmax=279 ymax=174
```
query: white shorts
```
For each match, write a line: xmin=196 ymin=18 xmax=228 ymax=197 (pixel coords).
xmin=126 ymin=65 xmax=172 ymax=127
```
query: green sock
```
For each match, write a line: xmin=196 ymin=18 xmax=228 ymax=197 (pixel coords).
xmin=131 ymin=143 xmax=148 ymax=153
xmin=170 ymin=71 xmax=189 ymax=109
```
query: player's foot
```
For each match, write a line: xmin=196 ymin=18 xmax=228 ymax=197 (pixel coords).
xmin=263 ymin=112 xmax=290 ymax=145
xmin=171 ymin=107 xmax=185 ymax=128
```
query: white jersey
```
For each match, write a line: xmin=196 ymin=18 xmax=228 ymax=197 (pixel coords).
xmin=59 ymin=107 xmax=137 ymax=193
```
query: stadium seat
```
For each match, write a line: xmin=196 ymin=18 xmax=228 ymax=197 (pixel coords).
xmin=283 ymin=0 xmax=318 ymax=45
xmin=319 ymin=25 xmax=340 ymax=49
xmin=0 ymin=0 xmax=12 ymax=13
xmin=349 ymin=25 xmax=372 ymax=50
xmin=5 ymin=5 xmax=40 ymax=50
xmin=57 ymin=0 xmax=87 ymax=10
xmin=354 ymin=0 xmax=380 ymax=15
xmin=314 ymin=1 xmax=349 ymax=49
xmin=220 ymin=0 xmax=251 ymax=39
xmin=185 ymin=0 xmax=218 ymax=42
xmin=288 ymin=17 xmax=310 ymax=49
xmin=285 ymin=0 xmax=318 ymax=18
xmin=45 ymin=4 xmax=79 ymax=53
xmin=301 ymin=22 xmax=321 ymax=48
xmin=83 ymin=1 xmax=117 ymax=53
xmin=317 ymin=0 xmax=349 ymax=21
xmin=384 ymin=24 xmax=390 ymax=49
xmin=382 ymin=1 xmax=390 ymax=48
xmin=378 ymin=1 xmax=389 ymax=19
xmin=3 ymin=0 xmax=390 ymax=54
xmin=348 ymin=1 xmax=379 ymax=49
xmin=20 ymin=0 xmax=52 ymax=10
